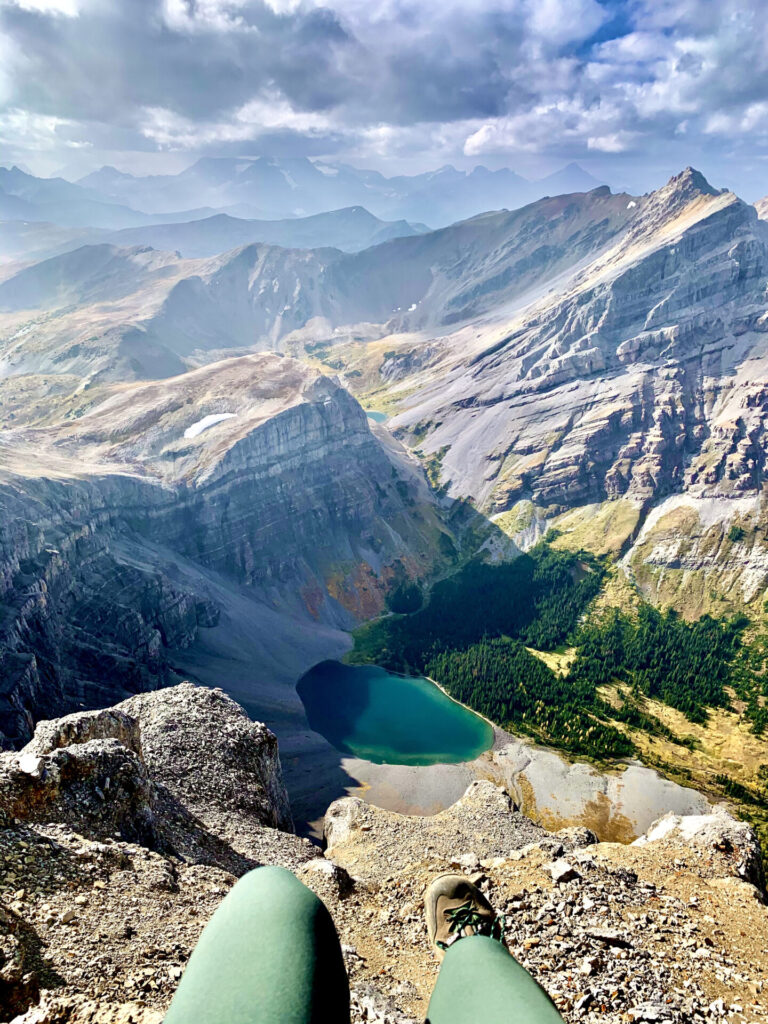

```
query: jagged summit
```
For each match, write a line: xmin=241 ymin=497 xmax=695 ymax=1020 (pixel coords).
xmin=382 ymin=162 xmax=764 ymax=518
xmin=661 ymin=165 xmax=721 ymax=198
xmin=671 ymin=163 xmax=724 ymax=195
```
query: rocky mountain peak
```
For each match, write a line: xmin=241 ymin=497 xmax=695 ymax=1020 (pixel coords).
xmin=664 ymin=165 xmax=720 ymax=199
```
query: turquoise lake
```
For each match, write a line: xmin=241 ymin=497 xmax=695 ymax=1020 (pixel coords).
xmin=296 ymin=661 xmax=494 ymax=765
xmin=366 ymin=410 xmax=388 ymax=423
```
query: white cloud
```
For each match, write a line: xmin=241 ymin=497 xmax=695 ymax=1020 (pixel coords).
xmin=0 ymin=108 xmax=89 ymax=151
xmin=0 ymin=0 xmax=78 ymax=13
xmin=3 ymin=0 xmax=768 ymax=190
xmin=161 ymin=0 xmax=251 ymax=33
xmin=525 ymin=0 xmax=606 ymax=47
xmin=141 ymin=92 xmax=336 ymax=148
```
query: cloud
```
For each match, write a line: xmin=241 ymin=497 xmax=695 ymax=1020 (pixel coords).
xmin=1 ymin=0 xmax=768 ymax=190
xmin=0 ymin=0 xmax=79 ymax=15
xmin=140 ymin=91 xmax=337 ymax=148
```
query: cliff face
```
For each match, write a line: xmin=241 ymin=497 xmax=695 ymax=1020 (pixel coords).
xmin=316 ymin=169 xmax=768 ymax=610
xmin=0 ymin=354 xmax=446 ymax=747
xmin=0 ymin=477 xmax=221 ymax=746
xmin=388 ymin=170 xmax=768 ymax=515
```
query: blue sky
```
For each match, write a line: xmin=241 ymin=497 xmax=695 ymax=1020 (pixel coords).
xmin=1 ymin=0 xmax=767 ymax=198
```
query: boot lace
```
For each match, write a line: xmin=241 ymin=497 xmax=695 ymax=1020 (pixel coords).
xmin=436 ymin=900 xmax=505 ymax=950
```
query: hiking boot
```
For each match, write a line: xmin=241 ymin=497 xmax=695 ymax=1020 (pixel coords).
xmin=424 ymin=873 xmax=503 ymax=959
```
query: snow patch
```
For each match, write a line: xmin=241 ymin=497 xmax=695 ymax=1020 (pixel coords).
xmin=184 ymin=413 xmax=236 ymax=439
xmin=627 ymin=200 xmax=637 ymax=209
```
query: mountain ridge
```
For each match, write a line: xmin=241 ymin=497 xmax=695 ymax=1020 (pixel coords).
xmin=70 ymin=155 xmax=607 ymax=226
xmin=0 ymin=183 xmax=638 ymax=384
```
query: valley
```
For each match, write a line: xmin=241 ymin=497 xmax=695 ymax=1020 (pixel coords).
xmin=6 ymin=4 xmax=768 ymax=1021
xmin=2 ymin=164 xmax=768 ymax=872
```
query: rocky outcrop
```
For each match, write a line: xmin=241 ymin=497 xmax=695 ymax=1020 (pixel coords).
xmin=1 ymin=687 xmax=765 ymax=1024
xmin=0 ymin=354 xmax=445 ymax=747
xmin=387 ymin=170 xmax=768 ymax=522
xmin=0 ymin=683 xmax=318 ymax=1022
xmin=119 ymin=683 xmax=294 ymax=844
xmin=632 ymin=805 xmax=765 ymax=892
xmin=320 ymin=783 xmax=768 ymax=1024
xmin=324 ymin=780 xmax=547 ymax=866
xmin=1 ymin=683 xmax=309 ymax=870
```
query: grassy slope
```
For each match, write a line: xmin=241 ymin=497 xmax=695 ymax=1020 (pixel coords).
xmin=520 ymin=498 xmax=768 ymax=865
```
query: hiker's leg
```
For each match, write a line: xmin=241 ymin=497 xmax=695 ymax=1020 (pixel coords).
xmin=164 ymin=865 xmax=350 ymax=1024
xmin=426 ymin=935 xmax=564 ymax=1024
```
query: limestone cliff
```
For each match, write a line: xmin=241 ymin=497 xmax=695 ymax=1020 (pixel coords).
xmin=0 ymin=354 xmax=447 ymax=748
xmin=387 ymin=170 xmax=768 ymax=514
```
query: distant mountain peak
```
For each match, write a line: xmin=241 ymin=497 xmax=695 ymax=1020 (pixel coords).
xmin=77 ymin=165 xmax=137 ymax=187
xmin=534 ymin=163 xmax=606 ymax=193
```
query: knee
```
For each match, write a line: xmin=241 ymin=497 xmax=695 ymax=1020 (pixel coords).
xmin=230 ymin=865 xmax=324 ymax=919
xmin=239 ymin=865 xmax=306 ymax=892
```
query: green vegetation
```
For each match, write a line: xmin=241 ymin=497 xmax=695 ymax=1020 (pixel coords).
xmin=351 ymin=542 xmax=755 ymax=760
xmin=426 ymin=637 xmax=633 ymax=758
xmin=733 ymin=628 xmax=768 ymax=735
xmin=350 ymin=544 xmax=606 ymax=675
xmin=352 ymin=544 xmax=629 ymax=758
xmin=385 ymin=580 xmax=423 ymax=614
xmin=568 ymin=606 xmax=743 ymax=724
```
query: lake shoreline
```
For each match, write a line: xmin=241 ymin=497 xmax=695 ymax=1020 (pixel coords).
xmin=297 ymin=660 xmax=493 ymax=767
xmin=423 ymin=673 xmax=502 ymax=740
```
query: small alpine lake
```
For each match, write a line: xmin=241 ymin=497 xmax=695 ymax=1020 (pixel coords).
xmin=365 ymin=410 xmax=388 ymax=423
xmin=296 ymin=660 xmax=494 ymax=765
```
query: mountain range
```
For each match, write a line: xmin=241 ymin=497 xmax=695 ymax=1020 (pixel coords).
xmin=2 ymin=166 xmax=768 ymax=890
xmin=0 ymin=157 xmax=606 ymax=242
xmin=0 ymin=206 xmax=428 ymax=267
xmin=75 ymin=156 xmax=606 ymax=226
xmin=0 ymin=183 xmax=634 ymax=383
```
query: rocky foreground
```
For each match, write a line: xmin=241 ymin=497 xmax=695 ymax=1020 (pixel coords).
xmin=0 ymin=684 xmax=766 ymax=1024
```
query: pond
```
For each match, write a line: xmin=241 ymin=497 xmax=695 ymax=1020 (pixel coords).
xmin=366 ymin=410 xmax=388 ymax=424
xmin=296 ymin=660 xmax=494 ymax=765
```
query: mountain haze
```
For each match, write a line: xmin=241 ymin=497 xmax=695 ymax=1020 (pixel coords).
xmin=0 ymin=185 xmax=634 ymax=383
xmin=6 ymin=167 xmax=768 ymax=620
xmin=0 ymin=206 xmax=426 ymax=267
xmin=75 ymin=156 xmax=606 ymax=227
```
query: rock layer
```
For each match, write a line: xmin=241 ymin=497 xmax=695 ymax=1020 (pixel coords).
xmin=0 ymin=354 xmax=445 ymax=747
xmin=389 ymin=170 xmax=768 ymax=517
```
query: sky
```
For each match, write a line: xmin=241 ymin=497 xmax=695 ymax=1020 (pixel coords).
xmin=1 ymin=0 xmax=768 ymax=197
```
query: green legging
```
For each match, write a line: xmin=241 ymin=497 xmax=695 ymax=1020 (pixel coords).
xmin=164 ymin=866 xmax=564 ymax=1024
